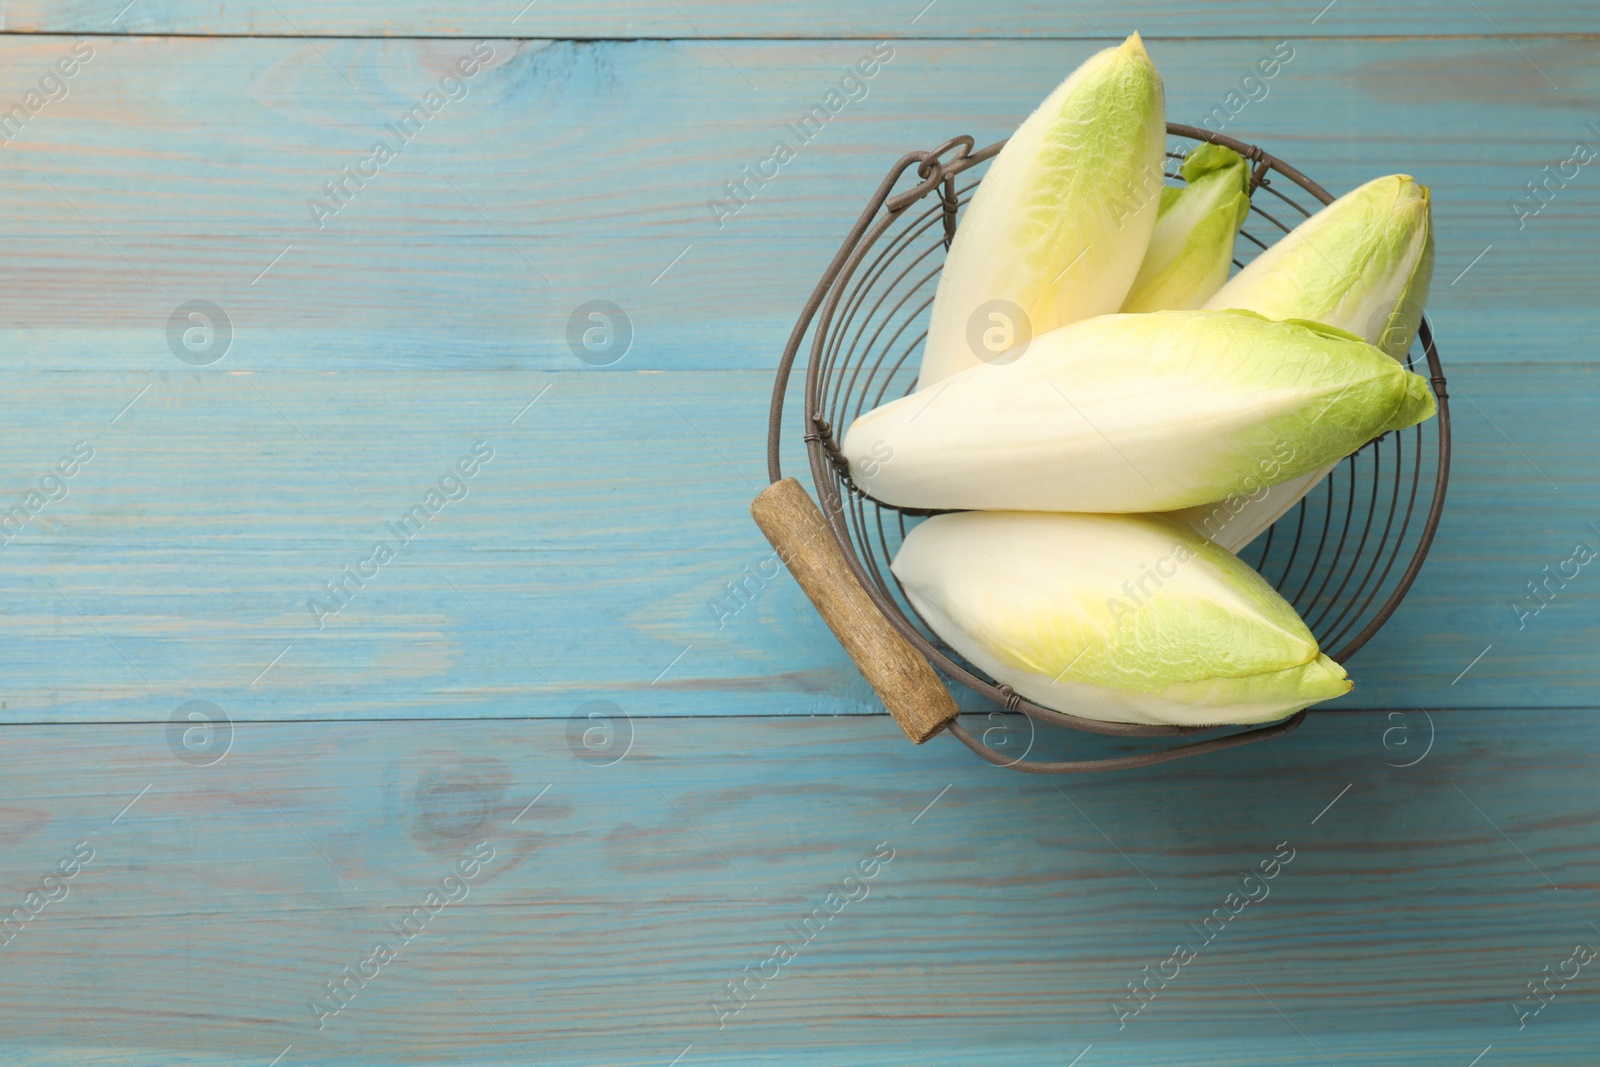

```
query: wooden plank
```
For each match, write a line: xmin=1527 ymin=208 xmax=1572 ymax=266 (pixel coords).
xmin=0 ymin=712 xmax=1593 ymax=1064
xmin=3 ymin=1 xmax=1598 ymax=38
xmin=0 ymin=36 xmax=1586 ymax=371
xmin=0 ymin=361 xmax=1590 ymax=722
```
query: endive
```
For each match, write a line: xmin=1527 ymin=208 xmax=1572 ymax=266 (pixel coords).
xmin=893 ymin=511 xmax=1351 ymax=725
xmin=843 ymin=309 xmax=1435 ymax=513
xmin=1173 ymin=175 xmax=1435 ymax=550
xmin=918 ymin=33 xmax=1166 ymax=387
xmin=1120 ymin=142 xmax=1253 ymax=313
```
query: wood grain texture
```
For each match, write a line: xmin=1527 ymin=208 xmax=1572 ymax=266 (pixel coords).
xmin=0 ymin=360 xmax=1590 ymax=721
xmin=3 ymin=1 xmax=1598 ymax=38
xmin=0 ymin=37 xmax=1587 ymax=371
xmin=0 ymin=32 xmax=1577 ymax=725
xmin=751 ymin=478 xmax=958 ymax=742
xmin=0 ymin=8 xmax=1590 ymax=1066
xmin=0 ymin=712 xmax=1594 ymax=1064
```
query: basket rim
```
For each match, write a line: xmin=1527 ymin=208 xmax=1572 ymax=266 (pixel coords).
xmin=763 ymin=124 xmax=1451 ymax=770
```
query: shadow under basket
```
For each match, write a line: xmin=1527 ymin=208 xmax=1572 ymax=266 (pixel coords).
xmin=753 ymin=124 xmax=1451 ymax=774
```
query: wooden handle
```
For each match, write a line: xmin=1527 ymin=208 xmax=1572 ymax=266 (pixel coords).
xmin=751 ymin=478 xmax=958 ymax=744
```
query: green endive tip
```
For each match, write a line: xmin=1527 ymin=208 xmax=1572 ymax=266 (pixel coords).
xmin=1121 ymin=142 xmax=1253 ymax=312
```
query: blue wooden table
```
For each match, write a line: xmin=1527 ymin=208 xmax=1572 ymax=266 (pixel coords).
xmin=0 ymin=3 xmax=1596 ymax=1064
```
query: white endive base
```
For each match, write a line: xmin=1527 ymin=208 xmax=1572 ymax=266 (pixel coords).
xmin=1166 ymin=463 xmax=1337 ymax=554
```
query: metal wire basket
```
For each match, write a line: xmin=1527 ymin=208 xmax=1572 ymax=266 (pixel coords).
xmin=760 ymin=123 xmax=1451 ymax=773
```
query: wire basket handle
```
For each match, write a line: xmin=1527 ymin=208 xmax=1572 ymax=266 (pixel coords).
xmin=750 ymin=478 xmax=958 ymax=743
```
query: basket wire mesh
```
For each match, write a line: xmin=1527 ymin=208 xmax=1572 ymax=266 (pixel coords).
xmin=765 ymin=124 xmax=1451 ymax=773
